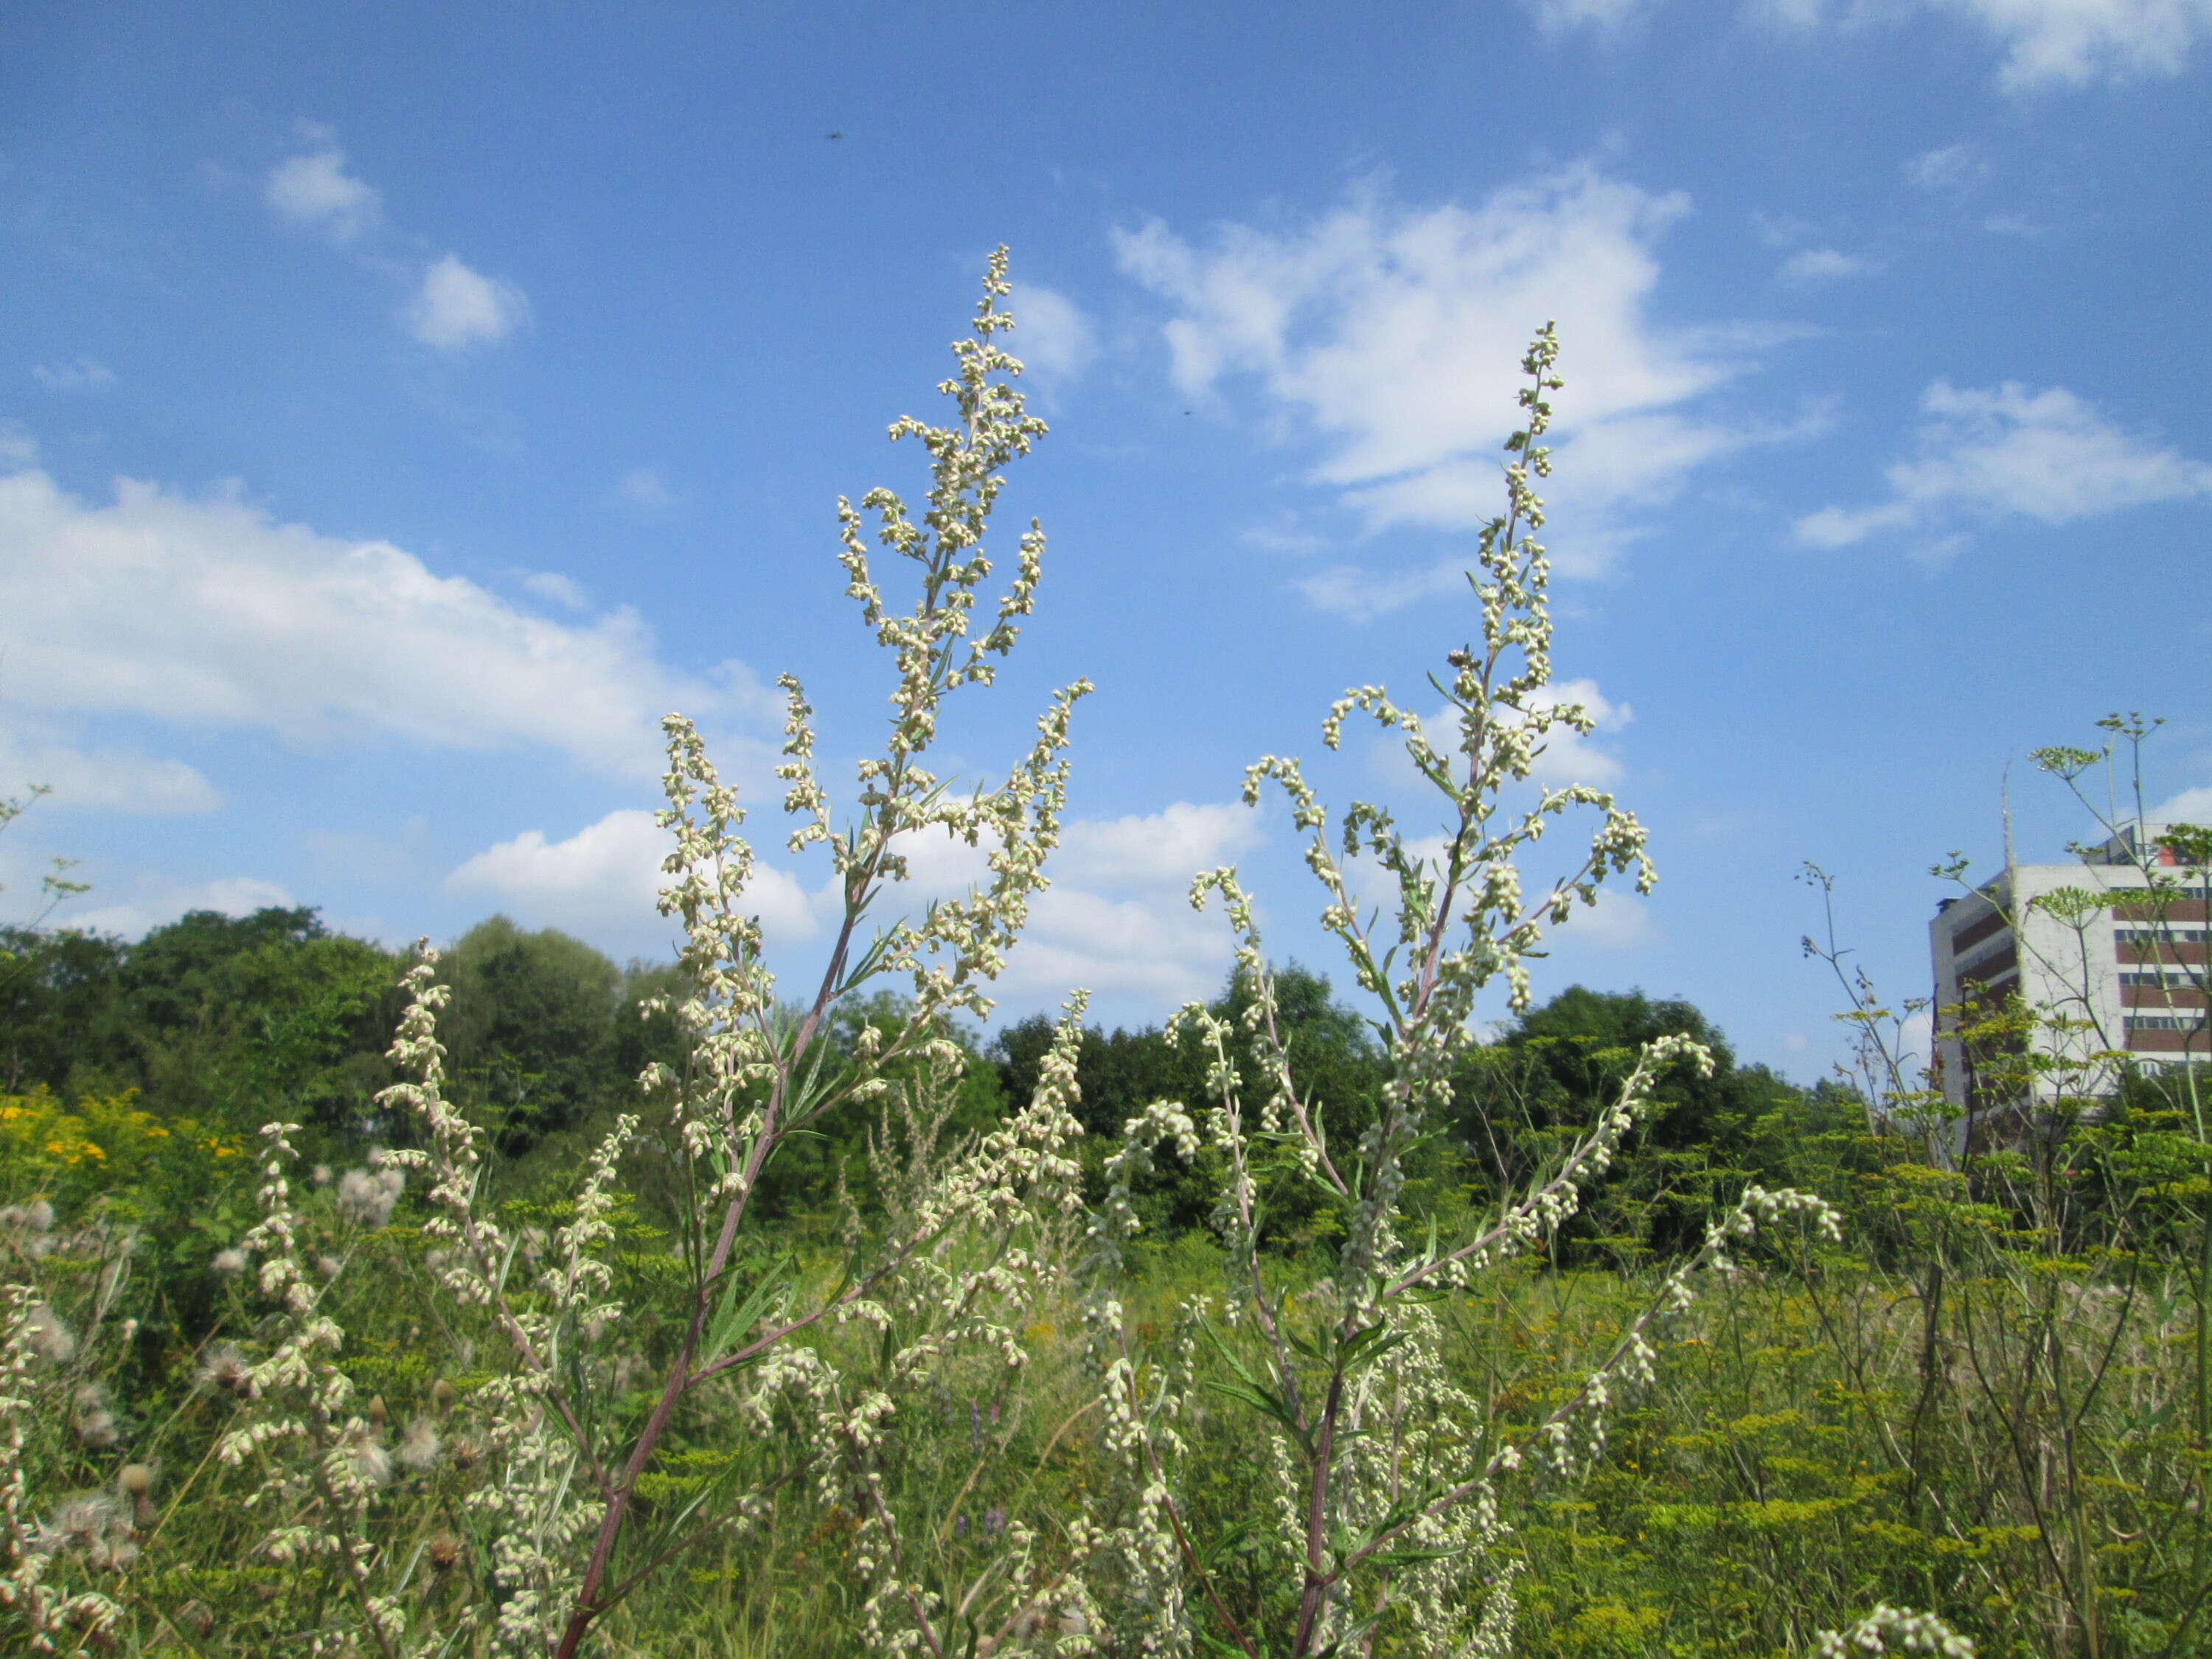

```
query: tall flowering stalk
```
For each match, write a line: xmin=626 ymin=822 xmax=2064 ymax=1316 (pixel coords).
xmin=360 ymin=248 xmax=1095 ymax=1659
xmin=1080 ymin=329 xmax=1853 ymax=1658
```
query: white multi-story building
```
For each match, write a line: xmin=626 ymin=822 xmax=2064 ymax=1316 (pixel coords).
xmin=1930 ymin=823 xmax=2208 ymax=1151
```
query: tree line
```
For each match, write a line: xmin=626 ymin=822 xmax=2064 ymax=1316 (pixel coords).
xmin=0 ymin=902 xmax=1865 ymax=1261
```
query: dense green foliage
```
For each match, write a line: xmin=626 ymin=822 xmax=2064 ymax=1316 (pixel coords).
xmin=4 ymin=907 xmax=1851 ymax=1256
xmin=6 ymin=905 xmax=2208 ymax=1656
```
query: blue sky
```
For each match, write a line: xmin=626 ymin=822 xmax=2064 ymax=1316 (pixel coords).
xmin=4 ymin=0 xmax=2208 ymax=1077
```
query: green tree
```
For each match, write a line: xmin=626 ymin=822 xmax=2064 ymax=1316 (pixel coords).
xmin=437 ymin=916 xmax=627 ymax=1152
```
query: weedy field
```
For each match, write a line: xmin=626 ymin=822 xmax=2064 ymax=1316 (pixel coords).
xmin=4 ymin=254 xmax=2206 ymax=1659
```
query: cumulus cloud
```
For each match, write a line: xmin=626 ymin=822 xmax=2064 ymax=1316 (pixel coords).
xmin=1054 ymin=802 xmax=1262 ymax=887
xmin=991 ymin=885 xmax=1238 ymax=1011
xmin=1549 ymin=885 xmax=1658 ymax=949
xmin=1795 ymin=380 xmax=2212 ymax=552
xmin=407 ymin=254 xmax=531 ymax=350
xmin=32 ymin=358 xmax=115 ymax=392
xmin=443 ymin=799 xmax=1259 ymax=1008
xmin=868 ymin=809 xmax=1256 ymax=1015
xmin=1385 ymin=678 xmax=1634 ymax=793
xmin=448 ymin=809 xmax=818 ymax=951
xmin=1116 ymin=170 xmax=1791 ymax=606
xmin=66 ymin=875 xmax=296 ymax=942
xmin=2153 ymin=785 xmax=2212 ymax=824
xmin=264 ymin=143 xmax=382 ymax=242
xmin=1778 ymin=248 xmax=1870 ymax=282
xmin=0 ymin=464 xmax=752 ymax=778
xmin=1009 ymin=285 xmax=1099 ymax=381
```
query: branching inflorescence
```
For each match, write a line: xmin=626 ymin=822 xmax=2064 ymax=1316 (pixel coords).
xmin=1073 ymin=329 xmax=1891 ymax=1659
xmin=0 ymin=260 xmax=1971 ymax=1659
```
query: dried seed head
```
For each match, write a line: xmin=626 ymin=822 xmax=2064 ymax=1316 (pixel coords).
xmin=449 ymin=1435 xmax=484 ymax=1472
xmin=116 ymin=1463 xmax=158 ymax=1527
xmin=76 ymin=1409 xmax=119 ymax=1450
xmin=37 ymin=1490 xmax=125 ymax=1555
xmin=430 ymin=1377 xmax=456 ymax=1414
xmin=397 ymin=1416 xmax=441 ymax=1472
xmin=195 ymin=1343 xmax=252 ymax=1395
xmin=335 ymin=1166 xmax=402 ymax=1228
xmin=426 ymin=1531 xmax=465 ymax=1572
xmin=20 ymin=1302 xmax=75 ymax=1366
xmin=209 ymin=1248 xmax=249 ymax=1276
xmin=339 ymin=1419 xmax=392 ymax=1489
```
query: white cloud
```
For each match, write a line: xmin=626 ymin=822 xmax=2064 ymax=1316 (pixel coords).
xmin=1795 ymin=380 xmax=2212 ymax=551
xmin=0 ymin=463 xmax=751 ymax=778
xmin=1009 ymin=285 xmax=1099 ymax=381
xmin=1116 ymin=170 xmax=1784 ymax=605
xmin=1749 ymin=0 xmax=2211 ymax=88
xmin=615 ymin=467 xmax=673 ymax=512
xmin=1933 ymin=0 xmax=2212 ymax=89
xmin=32 ymin=358 xmax=115 ymax=392
xmin=522 ymin=570 xmax=589 ymax=611
xmin=1054 ymin=802 xmax=1262 ymax=888
xmin=448 ymin=808 xmax=818 ymax=950
xmin=0 ymin=728 xmax=218 ymax=815
xmin=66 ymin=875 xmax=296 ymax=941
xmin=2153 ymin=785 xmax=2212 ymax=824
xmin=407 ymin=254 xmax=530 ymax=350
xmin=1524 ymin=0 xmax=1659 ymax=31
xmin=1388 ymin=677 xmax=1633 ymax=792
xmin=1778 ymin=247 xmax=1869 ymax=282
xmin=1905 ymin=143 xmax=1988 ymax=189
xmin=264 ymin=145 xmax=382 ymax=242
xmin=1551 ymin=886 xmax=1658 ymax=949
xmin=868 ymin=810 xmax=1256 ymax=1015
xmin=991 ymin=885 xmax=1237 ymax=1011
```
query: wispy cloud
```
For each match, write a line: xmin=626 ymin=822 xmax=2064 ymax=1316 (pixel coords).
xmin=613 ymin=467 xmax=673 ymax=513
xmin=31 ymin=358 xmax=116 ymax=392
xmin=0 ymin=725 xmax=220 ymax=815
xmin=1117 ymin=169 xmax=1795 ymax=610
xmin=1932 ymin=0 xmax=2212 ymax=91
xmin=1905 ymin=143 xmax=1988 ymax=190
xmin=1778 ymin=247 xmax=1871 ymax=282
xmin=1796 ymin=380 xmax=2212 ymax=552
xmin=1569 ymin=1 xmax=2212 ymax=89
xmin=1524 ymin=0 xmax=1658 ymax=35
